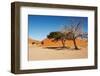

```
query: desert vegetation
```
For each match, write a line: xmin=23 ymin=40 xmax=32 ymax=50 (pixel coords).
xmin=47 ymin=21 xmax=85 ymax=50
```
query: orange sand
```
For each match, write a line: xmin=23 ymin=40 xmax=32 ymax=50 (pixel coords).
xmin=42 ymin=38 xmax=87 ymax=48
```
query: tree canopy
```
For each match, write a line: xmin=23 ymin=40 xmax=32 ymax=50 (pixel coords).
xmin=47 ymin=32 xmax=67 ymax=48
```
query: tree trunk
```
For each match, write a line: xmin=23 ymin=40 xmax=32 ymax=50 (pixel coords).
xmin=73 ymin=38 xmax=79 ymax=50
xmin=61 ymin=39 xmax=66 ymax=48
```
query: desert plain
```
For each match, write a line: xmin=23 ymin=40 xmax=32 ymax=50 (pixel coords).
xmin=28 ymin=38 xmax=88 ymax=60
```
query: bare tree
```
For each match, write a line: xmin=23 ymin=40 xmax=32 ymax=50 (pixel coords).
xmin=60 ymin=21 xmax=83 ymax=50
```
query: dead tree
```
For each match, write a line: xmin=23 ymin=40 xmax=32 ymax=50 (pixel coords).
xmin=61 ymin=21 xmax=83 ymax=50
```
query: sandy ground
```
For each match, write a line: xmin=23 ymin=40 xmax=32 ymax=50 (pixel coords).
xmin=28 ymin=46 xmax=88 ymax=61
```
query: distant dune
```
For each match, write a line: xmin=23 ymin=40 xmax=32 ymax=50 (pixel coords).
xmin=42 ymin=38 xmax=87 ymax=48
xmin=29 ymin=38 xmax=87 ymax=48
xmin=28 ymin=38 xmax=41 ymax=46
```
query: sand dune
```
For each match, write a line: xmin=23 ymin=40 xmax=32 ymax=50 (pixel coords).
xmin=28 ymin=38 xmax=41 ymax=46
xmin=29 ymin=38 xmax=87 ymax=48
xmin=42 ymin=38 xmax=87 ymax=48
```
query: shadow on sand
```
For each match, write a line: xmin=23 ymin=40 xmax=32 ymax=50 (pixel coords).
xmin=43 ymin=47 xmax=80 ymax=51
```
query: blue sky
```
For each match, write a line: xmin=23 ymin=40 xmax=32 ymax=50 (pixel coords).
xmin=28 ymin=15 xmax=88 ymax=41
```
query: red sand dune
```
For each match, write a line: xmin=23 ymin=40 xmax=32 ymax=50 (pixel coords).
xmin=29 ymin=38 xmax=87 ymax=48
xmin=42 ymin=38 xmax=87 ymax=48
